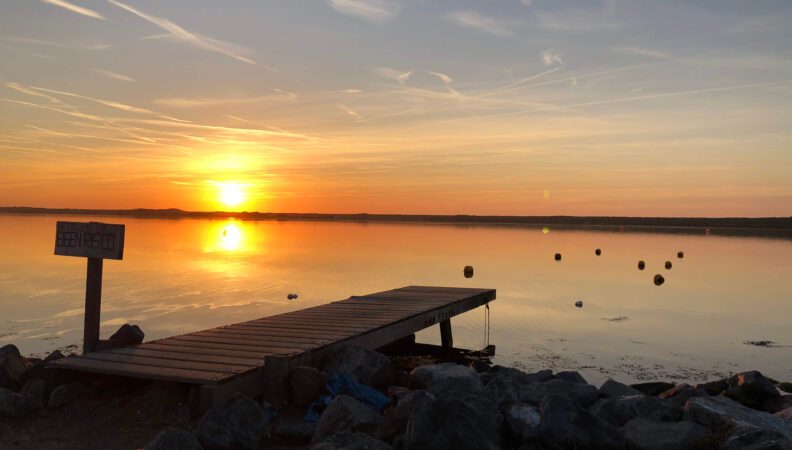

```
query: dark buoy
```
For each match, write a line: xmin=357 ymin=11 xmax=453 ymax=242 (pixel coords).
xmin=665 ymin=261 xmax=672 ymax=270
xmin=287 ymin=293 xmax=299 ymax=300
xmin=595 ymin=249 xmax=601 ymax=256
xmin=677 ymin=251 xmax=684 ymax=259
xmin=554 ymin=253 xmax=562 ymax=261
xmin=463 ymin=265 xmax=474 ymax=278
xmin=575 ymin=300 xmax=583 ymax=308
xmin=638 ymin=260 xmax=646 ymax=270
xmin=653 ymin=274 xmax=665 ymax=286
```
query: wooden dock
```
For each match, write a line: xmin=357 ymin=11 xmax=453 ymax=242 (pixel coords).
xmin=49 ymin=286 xmax=495 ymax=408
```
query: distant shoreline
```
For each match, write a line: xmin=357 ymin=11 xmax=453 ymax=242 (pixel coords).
xmin=1 ymin=206 xmax=790 ymax=239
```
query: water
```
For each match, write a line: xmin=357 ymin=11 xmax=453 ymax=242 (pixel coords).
xmin=1 ymin=214 xmax=790 ymax=385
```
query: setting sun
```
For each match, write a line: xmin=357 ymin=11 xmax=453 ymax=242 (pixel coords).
xmin=218 ymin=182 xmax=246 ymax=209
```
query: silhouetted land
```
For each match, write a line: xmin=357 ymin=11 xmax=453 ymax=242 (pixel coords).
xmin=1 ymin=206 xmax=790 ymax=238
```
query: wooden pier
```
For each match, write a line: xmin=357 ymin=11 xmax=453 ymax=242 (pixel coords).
xmin=49 ymin=286 xmax=495 ymax=408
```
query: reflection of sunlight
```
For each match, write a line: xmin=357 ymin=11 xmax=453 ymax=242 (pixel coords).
xmin=220 ymin=223 xmax=242 ymax=251
xmin=202 ymin=220 xmax=259 ymax=254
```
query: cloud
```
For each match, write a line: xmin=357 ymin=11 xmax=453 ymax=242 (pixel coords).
xmin=328 ymin=0 xmax=400 ymax=23
xmin=613 ymin=46 xmax=670 ymax=59
xmin=107 ymin=0 xmax=263 ymax=67
xmin=521 ymin=0 xmax=534 ymax=5
xmin=338 ymin=104 xmax=363 ymax=121
xmin=41 ymin=0 xmax=105 ymax=20
xmin=373 ymin=67 xmax=413 ymax=84
xmin=427 ymin=71 xmax=454 ymax=84
xmin=31 ymin=85 xmax=156 ymax=114
xmin=5 ymin=82 xmax=67 ymax=105
xmin=445 ymin=11 xmax=513 ymax=36
xmin=541 ymin=49 xmax=563 ymax=66
xmin=91 ymin=69 xmax=136 ymax=82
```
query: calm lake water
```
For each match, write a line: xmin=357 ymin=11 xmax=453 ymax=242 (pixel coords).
xmin=1 ymin=214 xmax=790 ymax=385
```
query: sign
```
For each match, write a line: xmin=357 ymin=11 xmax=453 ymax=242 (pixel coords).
xmin=55 ymin=221 xmax=125 ymax=260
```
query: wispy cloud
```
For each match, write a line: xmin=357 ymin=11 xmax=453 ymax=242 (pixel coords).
xmin=613 ymin=46 xmax=670 ymax=59
xmin=91 ymin=68 xmax=136 ymax=82
xmin=30 ymin=85 xmax=156 ymax=114
xmin=328 ymin=0 xmax=400 ymax=23
xmin=427 ymin=71 xmax=454 ymax=84
xmin=445 ymin=11 xmax=514 ymax=36
xmin=338 ymin=104 xmax=363 ymax=121
xmin=541 ymin=49 xmax=563 ymax=66
xmin=373 ymin=67 xmax=413 ymax=84
xmin=5 ymin=82 xmax=67 ymax=105
xmin=41 ymin=0 xmax=105 ymax=20
xmin=107 ymin=0 xmax=264 ymax=67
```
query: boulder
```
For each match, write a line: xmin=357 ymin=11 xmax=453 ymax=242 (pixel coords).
xmin=469 ymin=359 xmax=491 ymax=374
xmin=270 ymin=422 xmax=316 ymax=443
xmin=555 ymin=371 xmax=588 ymax=384
xmin=589 ymin=395 xmax=678 ymax=427
xmin=404 ymin=391 xmax=502 ymax=450
xmin=764 ymin=395 xmax=792 ymax=414
xmin=776 ymin=407 xmax=792 ymax=424
xmin=378 ymin=390 xmax=434 ymax=441
xmin=779 ymin=383 xmax=792 ymax=394
xmin=313 ymin=431 xmax=392 ymax=450
xmin=484 ymin=375 xmax=598 ymax=409
xmin=630 ymin=381 xmax=675 ymax=396
xmin=699 ymin=378 xmax=729 ymax=396
xmin=21 ymin=378 xmax=48 ymax=410
xmin=144 ymin=428 xmax=203 ymax=450
xmin=48 ymin=382 xmax=86 ymax=409
xmin=621 ymin=418 xmax=708 ymax=450
xmin=0 ymin=387 xmax=20 ymax=417
xmin=481 ymin=367 xmax=553 ymax=386
xmin=195 ymin=393 xmax=271 ymax=450
xmin=109 ymin=324 xmax=145 ymax=347
xmin=0 ymin=344 xmax=32 ymax=389
xmin=44 ymin=350 xmax=65 ymax=362
xmin=723 ymin=371 xmax=781 ymax=411
xmin=721 ymin=424 xmax=792 ymax=450
xmin=290 ymin=366 xmax=326 ymax=407
xmin=410 ymin=363 xmax=480 ymax=391
xmin=684 ymin=396 xmax=792 ymax=444
xmin=599 ymin=379 xmax=642 ymax=398
xmin=537 ymin=394 xmax=628 ymax=450
xmin=504 ymin=402 xmax=541 ymax=443
xmin=312 ymin=395 xmax=382 ymax=444
xmin=322 ymin=345 xmax=397 ymax=389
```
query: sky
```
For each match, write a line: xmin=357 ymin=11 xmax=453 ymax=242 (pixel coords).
xmin=0 ymin=0 xmax=790 ymax=216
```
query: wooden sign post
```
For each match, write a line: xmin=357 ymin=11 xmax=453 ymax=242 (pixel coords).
xmin=54 ymin=221 xmax=125 ymax=354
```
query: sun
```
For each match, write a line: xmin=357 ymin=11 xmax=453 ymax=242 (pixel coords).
xmin=218 ymin=182 xmax=246 ymax=208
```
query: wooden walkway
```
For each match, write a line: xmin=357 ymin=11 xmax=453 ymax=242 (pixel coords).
xmin=50 ymin=286 xmax=495 ymax=408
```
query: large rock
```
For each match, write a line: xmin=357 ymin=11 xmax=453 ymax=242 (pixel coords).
xmin=290 ymin=366 xmax=326 ymax=407
xmin=404 ymin=391 xmax=502 ymax=450
xmin=480 ymin=367 xmax=553 ymax=386
xmin=377 ymin=390 xmax=434 ymax=441
xmin=684 ymin=396 xmax=792 ymax=445
xmin=48 ymin=382 xmax=86 ymax=409
xmin=322 ymin=345 xmax=397 ymax=389
xmin=777 ymin=407 xmax=792 ymax=424
xmin=660 ymin=383 xmax=708 ymax=414
xmin=0 ymin=344 xmax=32 ymax=389
xmin=21 ymin=378 xmax=48 ymax=411
xmin=630 ymin=381 xmax=675 ymax=396
xmin=144 ymin=428 xmax=203 ymax=450
xmin=0 ymin=387 xmax=21 ymax=417
xmin=109 ymin=324 xmax=145 ymax=347
xmin=484 ymin=374 xmax=598 ymax=409
xmin=589 ymin=395 xmax=678 ymax=427
xmin=621 ymin=418 xmax=708 ymax=450
xmin=504 ymin=402 xmax=541 ymax=443
xmin=271 ymin=422 xmax=316 ymax=443
xmin=555 ymin=371 xmax=588 ymax=385
xmin=721 ymin=424 xmax=792 ymax=450
xmin=599 ymin=379 xmax=642 ymax=398
xmin=195 ymin=393 xmax=271 ymax=450
xmin=537 ymin=394 xmax=629 ymax=450
xmin=312 ymin=395 xmax=382 ymax=444
xmin=410 ymin=363 xmax=481 ymax=391
xmin=723 ymin=371 xmax=781 ymax=411
xmin=313 ymin=431 xmax=392 ymax=450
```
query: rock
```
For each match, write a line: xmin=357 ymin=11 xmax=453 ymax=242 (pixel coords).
xmin=195 ymin=393 xmax=271 ymax=450
xmin=404 ymin=391 xmax=502 ymax=450
xmin=574 ymin=300 xmax=583 ymax=308
xmin=21 ymin=378 xmax=48 ymax=410
xmin=765 ymin=396 xmax=792 ymax=414
xmin=469 ymin=359 xmax=491 ymax=374
xmin=554 ymin=253 xmax=562 ymax=261
xmin=780 ymin=383 xmax=792 ymax=394
xmin=485 ymin=375 xmax=598 ymax=410
xmin=535 ymin=379 xmax=598 ymax=407
xmin=378 ymin=390 xmax=434 ymax=441
xmin=323 ymin=345 xmax=397 ymax=390
xmin=621 ymin=418 xmax=708 ymax=450
xmin=556 ymin=371 xmax=587 ymax=385
xmin=313 ymin=431 xmax=392 ymax=450
xmin=630 ymin=381 xmax=675 ymax=396
xmin=589 ymin=395 xmax=678 ymax=427
xmin=653 ymin=274 xmax=665 ymax=286
xmin=776 ymin=407 xmax=792 ymax=424
xmin=504 ymin=403 xmax=541 ymax=443
xmin=481 ymin=367 xmax=553 ymax=386
xmin=0 ymin=344 xmax=32 ymax=389
xmin=463 ymin=266 xmax=474 ymax=278
xmin=684 ymin=396 xmax=792 ymax=444
xmin=271 ymin=422 xmax=316 ymax=443
xmin=109 ymin=324 xmax=145 ymax=347
xmin=660 ymin=383 xmax=708 ymax=414
xmin=44 ymin=350 xmax=65 ymax=362
xmin=721 ymin=424 xmax=792 ymax=450
xmin=665 ymin=261 xmax=672 ymax=269
xmin=410 ymin=363 xmax=481 ymax=391
xmin=312 ymin=395 xmax=382 ymax=444
xmin=723 ymin=371 xmax=781 ymax=411
xmin=144 ymin=428 xmax=203 ymax=450
xmin=537 ymin=394 xmax=628 ymax=450
xmin=0 ymin=387 xmax=21 ymax=417
xmin=426 ymin=374 xmax=483 ymax=396
xmin=47 ymin=382 xmax=85 ymax=409
xmin=699 ymin=378 xmax=729 ymax=396
xmin=290 ymin=366 xmax=326 ymax=407
xmin=638 ymin=260 xmax=645 ymax=270
xmin=599 ymin=379 xmax=643 ymax=398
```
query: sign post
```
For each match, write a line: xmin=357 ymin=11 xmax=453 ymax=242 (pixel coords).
xmin=54 ymin=221 xmax=125 ymax=353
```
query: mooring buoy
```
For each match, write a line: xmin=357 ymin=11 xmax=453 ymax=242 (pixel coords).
xmin=665 ymin=261 xmax=672 ymax=270
xmin=654 ymin=274 xmax=665 ymax=286
xmin=595 ymin=249 xmax=601 ymax=256
xmin=463 ymin=265 xmax=474 ymax=278
xmin=638 ymin=261 xmax=645 ymax=270
xmin=555 ymin=253 xmax=562 ymax=261
xmin=287 ymin=293 xmax=299 ymax=300
xmin=677 ymin=251 xmax=684 ymax=259
xmin=575 ymin=300 xmax=583 ymax=308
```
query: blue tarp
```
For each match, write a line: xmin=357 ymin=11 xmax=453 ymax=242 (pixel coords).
xmin=303 ymin=372 xmax=390 ymax=423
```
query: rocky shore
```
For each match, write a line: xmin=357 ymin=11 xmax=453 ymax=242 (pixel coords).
xmin=2 ymin=341 xmax=791 ymax=449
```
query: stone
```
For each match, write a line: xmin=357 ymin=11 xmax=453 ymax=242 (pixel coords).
xmin=195 ymin=393 xmax=271 ymax=450
xmin=684 ymin=396 xmax=792 ymax=443
xmin=556 ymin=371 xmax=587 ymax=384
xmin=469 ymin=359 xmax=491 ymax=374
xmin=270 ymin=422 xmax=316 ymax=443
xmin=723 ymin=371 xmax=781 ymax=411
xmin=409 ymin=363 xmax=481 ymax=391
xmin=290 ymin=366 xmax=326 ymax=407
xmin=589 ymin=395 xmax=678 ymax=427
xmin=144 ymin=428 xmax=203 ymax=450
xmin=0 ymin=387 xmax=21 ymax=417
xmin=661 ymin=383 xmax=708 ymax=414
xmin=654 ymin=274 xmax=665 ymax=286
xmin=0 ymin=344 xmax=32 ymax=389
xmin=599 ymin=379 xmax=642 ymax=398
xmin=463 ymin=266 xmax=474 ymax=278
xmin=779 ymin=383 xmax=792 ymax=394
xmin=312 ymin=395 xmax=382 ymax=444
xmin=621 ymin=418 xmax=708 ymax=450
xmin=21 ymin=378 xmax=48 ymax=410
xmin=537 ymin=394 xmax=628 ymax=450
xmin=47 ymin=382 xmax=85 ymax=409
xmin=378 ymin=390 xmax=434 ymax=442
xmin=765 ymin=396 xmax=792 ymax=414
xmin=313 ymin=431 xmax=392 ymax=450
xmin=699 ymin=378 xmax=729 ymax=395
xmin=109 ymin=324 xmax=145 ymax=347
xmin=484 ymin=375 xmax=598 ymax=410
xmin=504 ymin=403 xmax=541 ymax=443
xmin=630 ymin=381 xmax=675 ymax=396
xmin=426 ymin=373 xmax=483 ymax=396
xmin=44 ymin=350 xmax=65 ymax=362
xmin=404 ymin=391 xmax=502 ymax=450
xmin=776 ymin=407 xmax=792 ymax=424
xmin=323 ymin=345 xmax=397 ymax=390
xmin=721 ymin=424 xmax=792 ymax=450
xmin=481 ymin=367 xmax=553 ymax=386
xmin=533 ymin=379 xmax=598 ymax=407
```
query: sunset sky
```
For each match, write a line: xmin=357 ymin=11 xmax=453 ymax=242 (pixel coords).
xmin=1 ymin=0 xmax=790 ymax=216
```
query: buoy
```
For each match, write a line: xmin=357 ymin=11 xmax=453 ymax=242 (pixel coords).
xmin=463 ymin=265 xmax=474 ymax=278
xmin=575 ymin=300 xmax=583 ymax=308
xmin=595 ymin=249 xmax=601 ymax=256
xmin=555 ymin=253 xmax=562 ymax=261
xmin=665 ymin=261 xmax=672 ymax=270
xmin=287 ymin=293 xmax=299 ymax=300
xmin=677 ymin=251 xmax=684 ymax=259
xmin=638 ymin=261 xmax=645 ymax=270
xmin=654 ymin=274 xmax=665 ymax=286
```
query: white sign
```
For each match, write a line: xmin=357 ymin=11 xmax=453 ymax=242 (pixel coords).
xmin=54 ymin=221 xmax=125 ymax=260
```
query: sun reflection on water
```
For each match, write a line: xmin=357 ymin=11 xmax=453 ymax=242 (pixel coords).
xmin=203 ymin=220 xmax=247 ymax=253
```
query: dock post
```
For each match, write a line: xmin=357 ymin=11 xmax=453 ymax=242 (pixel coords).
xmin=440 ymin=319 xmax=453 ymax=351
xmin=83 ymin=257 xmax=103 ymax=353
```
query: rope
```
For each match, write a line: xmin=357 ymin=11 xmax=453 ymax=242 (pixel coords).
xmin=484 ymin=303 xmax=490 ymax=348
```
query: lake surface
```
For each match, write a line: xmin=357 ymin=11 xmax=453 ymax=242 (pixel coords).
xmin=1 ymin=214 xmax=790 ymax=386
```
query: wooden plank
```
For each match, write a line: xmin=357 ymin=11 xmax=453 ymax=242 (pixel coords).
xmin=50 ymin=356 xmax=227 ymax=384
xmin=244 ymin=320 xmax=374 ymax=332
xmin=81 ymin=352 xmax=255 ymax=374
xmin=202 ymin=328 xmax=343 ymax=342
xmin=108 ymin=346 xmax=265 ymax=366
xmin=171 ymin=335 xmax=312 ymax=351
xmin=153 ymin=338 xmax=300 ymax=355
xmin=192 ymin=330 xmax=332 ymax=346
xmin=257 ymin=315 xmax=396 ymax=326
xmin=228 ymin=323 xmax=360 ymax=338
xmin=139 ymin=342 xmax=272 ymax=360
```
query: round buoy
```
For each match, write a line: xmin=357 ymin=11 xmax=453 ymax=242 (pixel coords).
xmin=665 ymin=261 xmax=672 ymax=270
xmin=554 ymin=253 xmax=562 ymax=261
xmin=463 ymin=265 xmax=474 ymax=278
xmin=677 ymin=251 xmax=684 ymax=259
xmin=595 ymin=249 xmax=601 ymax=256
xmin=638 ymin=261 xmax=645 ymax=270
xmin=653 ymin=274 xmax=665 ymax=286
xmin=287 ymin=293 xmax=299 ymax=300
xmin=575 ymin=300 xmax=583 ymax=308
